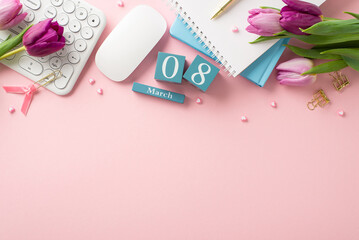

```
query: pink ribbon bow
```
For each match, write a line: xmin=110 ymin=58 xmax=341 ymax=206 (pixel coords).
xmin=3 ymin=84 xmax=38 ymax=115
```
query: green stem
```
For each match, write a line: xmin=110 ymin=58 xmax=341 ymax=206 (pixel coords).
xmin=0 ymin=46 xmax=26 ymax=61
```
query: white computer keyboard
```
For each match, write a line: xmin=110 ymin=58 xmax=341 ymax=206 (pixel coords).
xmin=0 ymin=0 xmax=106 ymax=95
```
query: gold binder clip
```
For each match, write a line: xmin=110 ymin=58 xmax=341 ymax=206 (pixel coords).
xmin=331 ymin=71 xmax=350 ymax=91
xmin=307 ymin=89 xmax=330 ymax=111
xmin=35 ymin=70 xmax=62 ymax=89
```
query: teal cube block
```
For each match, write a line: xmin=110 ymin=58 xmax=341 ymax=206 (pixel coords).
xmin=155 ymin=52 xmax=186 ymax=84
xmin=132 ymin=82 xmax=185 ymax=104
xmin=183 ymin=55 xmax=220 ymax=92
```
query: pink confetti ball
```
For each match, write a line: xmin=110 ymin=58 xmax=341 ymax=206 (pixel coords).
xmin=241 ymin=116 xmax=248 ymax=122
xmin=88 ymin=78 xmax=96 ymax=85
xmin=271 ymin=101 xmax=277 ymax=108
xmin=97 ymin=88 xmax=103 ymax=95
xmin=338 ymin=110 xmax=345 ymax=117
xmin=117 ymin=0 xmax=124 ymax=7
xmin=196 ymin=98 xmax=203 ymax=104
xmin=232 ymin=26 xmax=239 ymax=33
xmin=8 ymin=107 xmax=15 ymax=113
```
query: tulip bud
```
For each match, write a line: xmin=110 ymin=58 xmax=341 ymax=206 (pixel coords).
xmin=280 ymin=0 xmax=322 ymax=35
xmin=246 ymin=8 xmax=284 ymax=36
xmin=23 ymin=19 xmax=66 ymax=57
xmin=276 ymin=58 xmax=317 ymax=86
xmin=0 ymin=0 xmax=27 ymax=30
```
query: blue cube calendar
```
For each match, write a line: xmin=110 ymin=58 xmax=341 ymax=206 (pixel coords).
xmin=183 ymin=55 xmax=220 ymax=92
xmin=155 ymin=52 xmax=186 ymax=84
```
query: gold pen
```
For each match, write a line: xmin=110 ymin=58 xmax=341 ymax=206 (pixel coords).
xmin=211 ymin=0 xmax=237 ymax=20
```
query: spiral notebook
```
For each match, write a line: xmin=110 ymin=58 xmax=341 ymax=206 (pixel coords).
xmin=166 ymin=0 xmax=326 ymax=77
xmin=170 ymin=16 xmax=290 ymax=87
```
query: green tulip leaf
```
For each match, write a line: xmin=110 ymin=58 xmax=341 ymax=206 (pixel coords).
xmin=302 ymin=60 xmax=348 ymax=75
xmin=342 ymin=56 xmax=359 ymax=72
xmin=0 ymin=25 xmax=32 ymax=58
xmin=345 ymin=12 xmax=359 ymax=20
xmin=273 ymin=30 xmax=288 ymax=36
xmin=260 ymin=6 xmax=280 ymax=11
xmin=285 ymin=44 xmax=342 ymax=59
xmin=321 ymin=48 xmax=359 ymax=60
xmin=323 ymin=17 xmax=341 ymax=21
xmin=285 ymin=31 xmax=359 ymax=45
xmin=250 ymin=35 xmax=289 ymax=44
xmin=313 ymin=40 xmax=359 ymax=49
xmin=303 ymin=19 xmax=359 ymax=36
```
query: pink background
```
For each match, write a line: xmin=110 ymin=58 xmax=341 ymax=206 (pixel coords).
xmin=1 ymin=0 xmax=359 ymax=239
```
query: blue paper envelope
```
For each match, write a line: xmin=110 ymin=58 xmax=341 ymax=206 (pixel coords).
xmin=170 ymin=16 xmax=290 ymax=87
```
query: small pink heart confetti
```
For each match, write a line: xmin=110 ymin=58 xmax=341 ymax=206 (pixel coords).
xmin=241 ymin=116 xmax=248 ymax=122
xmin=338 ymin=110 xmax=345 ymax=117
xmin=232 ymin=26 xmax=239 ymax=33
xmin=8 ymin=107 xmax=15 ymax=113
xmin=196 ymin=98 xmax=202 ymax=104
xmin=97 ymin=88 xmax=103 ymax=95
xmin=271 ymin=101 xmax=277 ymax=108
xmin=88 ymin=78 xmax=96 ymax=85
xmin=117 ymin=0 xmax=124 ymax=7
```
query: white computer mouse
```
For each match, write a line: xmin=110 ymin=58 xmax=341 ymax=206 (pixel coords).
xmin=95 ymin=5 xmax=167 ymax=82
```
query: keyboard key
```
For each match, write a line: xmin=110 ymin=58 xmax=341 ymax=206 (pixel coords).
xmin=51 ymin=0 xmax=63 ymax=7
xmin=23 ymin=0 xmax=41 ymax=10
xmin=0 ymin=31 xmax=9 ymax=42
xmin=64 ymin=32 xmax=75 ymax=45
xmin=55 ymin=64 xmax=74 ymax=89
xmin=57 ymin=47 xmax=68 ymax=57
xmin=8 ymin=28 xmax=19 ymax=35
xmin=88 ymin=15 xmax=100 ymax=27
xmin=58 ymin=13 xmax=69 ymax=26
xmin=74 ymin=39 xmax=87 ymax=52
xmin=75 ymin=8 xmax=88 ymax=21
xmin=12 ymin=22 xmax=27 ymax=34
xmin=41 ymin=69 xmax=57 ymax=83
xmin=24 ymin=10 xmax=35 ymax=23
xmin=69 ymin=19 xmax=81 ymax=33
xmin=45 ymin=6 xmax=57 ymax=19
xmin=6 ymin=54 xmax=16 ymax=61
xmin=19 ymin=56 xmax=43 ymax=76
xmin=81 ymin=26 xmax=93 ymax=40
xmin=68 ymin=51 xmax=80 ymax=64
xmin=38 ymin=55 xmax=50 ymax=63
xmin=63 ymin=0 xmax=76 ymax=13
xmin=49 ymin=57 xmax=62 ymax=69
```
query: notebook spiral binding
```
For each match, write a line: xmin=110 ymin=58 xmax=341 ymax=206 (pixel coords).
xmin=166 ymin=0 xmax=237 ymax=77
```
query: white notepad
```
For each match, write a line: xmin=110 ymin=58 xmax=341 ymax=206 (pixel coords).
xmin=167 ymin=0 xmax=326 ymax=77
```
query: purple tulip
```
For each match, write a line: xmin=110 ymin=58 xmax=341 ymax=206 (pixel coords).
xmin=276 ymin=58 xmax=317 ymax=86
xmin=23 ymin=19 xmax=65 ymax=57
xmin=280 ymin=0 xmax=322 ymax=35
xmin=246 ymin=8 xmax=284 ymax=36
xmin=0 ymin=0 xmax=27 ymax=30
